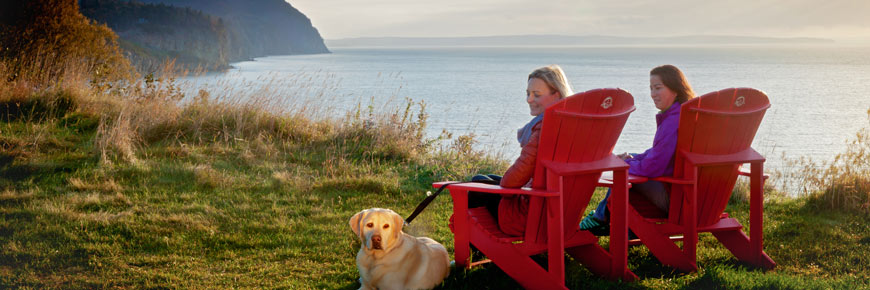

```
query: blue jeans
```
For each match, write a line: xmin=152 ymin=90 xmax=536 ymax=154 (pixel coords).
xmin=592 ymin=180 xmax=670 ymax=222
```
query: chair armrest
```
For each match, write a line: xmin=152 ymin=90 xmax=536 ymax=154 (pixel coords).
xmin=681 ymin=148 xmax=765 ymax=167
xmin=597 ymin=173 xmax=648 ymax=187
xmin=738 ymin=166 xmax=770 ymax=180
xmin=541 ymin=155 xmax=628 ymax=176
xmin=650 ymin=176 xmax=696 ymax=185
xmin=431 ymin=182 xmax=560 ymax=197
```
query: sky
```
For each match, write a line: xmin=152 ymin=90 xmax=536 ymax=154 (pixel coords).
xmin=287 ymin=0 xmax=870 ymax=42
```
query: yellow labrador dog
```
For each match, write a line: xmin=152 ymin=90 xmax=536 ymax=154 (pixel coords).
xmin=349 ymin=208 xmax=449 ymax=290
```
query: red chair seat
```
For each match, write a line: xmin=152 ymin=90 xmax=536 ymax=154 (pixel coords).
xmin=468 ymin=207 xmax=524 ymax=243
xmin=628 ymin=190 xmax=668 ymax=220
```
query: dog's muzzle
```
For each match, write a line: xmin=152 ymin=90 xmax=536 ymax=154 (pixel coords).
xmin=371 ymin=234 xmax=382 ymax=250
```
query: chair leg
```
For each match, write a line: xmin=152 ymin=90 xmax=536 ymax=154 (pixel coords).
xmin=451 ymin=189 xmax=471 ymax=268
xmin=748 ymin=161 xmax=776 ymax=269
xmin=712 ymin=230 xmax=776 ymax=269
xmin=683 ymin=227 xmax=698 ymax=272
xmin=566 ymin=238 xmax=638 ymax=282
xmin=470 ymin=228 xmax=567 ymax=290
xmin=609 ymin=169 xmax=629 ymax=279
xmin=546 ymin=195 xmax=565 ymax=284
xmin=629 ymin=208 xmax=696 ymax=272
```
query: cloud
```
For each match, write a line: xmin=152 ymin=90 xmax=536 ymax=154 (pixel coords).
xmin=289 ymin=0 xmax=870 ymax=39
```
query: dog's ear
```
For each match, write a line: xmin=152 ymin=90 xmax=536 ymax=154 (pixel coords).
xmin=391 ymin=210 xmax=404 ymax=239
xmin=350 ymin=209 xmax=366 ymax=237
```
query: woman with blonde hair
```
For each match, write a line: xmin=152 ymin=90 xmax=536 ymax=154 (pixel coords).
xmin=466 ymin=64 xmax=573 ymax=236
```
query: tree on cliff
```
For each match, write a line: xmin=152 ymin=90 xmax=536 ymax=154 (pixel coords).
xmin=0 ymin=0 xmax=133 ymax=85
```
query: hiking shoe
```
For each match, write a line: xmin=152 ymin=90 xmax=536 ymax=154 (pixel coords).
xmin=579 ymin=211 xmax=604 ymax=229
xmin=580 ymin=211 xmax=610 ymax=236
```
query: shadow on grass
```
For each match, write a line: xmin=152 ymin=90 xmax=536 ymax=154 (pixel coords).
xmin=0 ymin=221 xmax=94 ymax=274
xmin=333 ymin=266 xmax=523 ymax=290
xmin=0 ymin=164 xmax=38 ymax=182
xmin=0 ymin=150 xmax=95 ymax=186
xmin=433 ymin=253 xmax=648 ymax=289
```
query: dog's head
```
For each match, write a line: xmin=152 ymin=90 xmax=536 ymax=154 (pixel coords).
xmin=349 ymin=208 xmax=404 ymax=252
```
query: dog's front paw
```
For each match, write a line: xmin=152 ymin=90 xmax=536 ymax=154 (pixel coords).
xmin=357 ymin=279 xmax=374 ymax=290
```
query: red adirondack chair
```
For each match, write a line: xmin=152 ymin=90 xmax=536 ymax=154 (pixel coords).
xmin=434 ymin=88 xmax=638 ymax=289
xmin=623 ymin=87 xmax=776 ymax=272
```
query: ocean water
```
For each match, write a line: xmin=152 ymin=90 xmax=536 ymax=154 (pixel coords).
xmin=187 ymin=45 xmax=870 ymax=170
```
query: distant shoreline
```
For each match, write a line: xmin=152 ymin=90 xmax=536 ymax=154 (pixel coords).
xmin=327 ymin=34 xmax=836 ymax=48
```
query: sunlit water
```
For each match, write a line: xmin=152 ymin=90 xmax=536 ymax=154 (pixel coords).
xmin=185 ymin=45 xmax=870 ymax=172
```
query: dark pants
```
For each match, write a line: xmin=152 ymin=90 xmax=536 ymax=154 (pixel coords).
xmin=592 ymin=180 xmax=670 ymax=222
xmin=468 ymin=174 xmax=502 ymax=221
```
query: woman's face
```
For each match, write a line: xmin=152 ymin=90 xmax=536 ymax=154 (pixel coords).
xmin=526 ymin=77 xmax=561 ymax=116
xmin=650 ymin=74 xmax=677 ymax=111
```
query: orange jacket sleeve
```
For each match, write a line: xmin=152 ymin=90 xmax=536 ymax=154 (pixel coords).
xmin=500 ymin=121 xmax=542 ymax=188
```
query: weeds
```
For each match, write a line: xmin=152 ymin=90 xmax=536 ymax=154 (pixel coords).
xmin=773 ymin=109 xmax=870 ymax=214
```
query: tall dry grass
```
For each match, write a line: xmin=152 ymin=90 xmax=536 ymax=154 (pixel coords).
xmin=3 ymin=56 xmax=442 ymax=166
xmin=2 ymin=44 xmax=506 ymax=188
xmin=87 ymin=67 xmax=346 ymax=162
xmin=773 ymin=109 xmax=870 ymax=214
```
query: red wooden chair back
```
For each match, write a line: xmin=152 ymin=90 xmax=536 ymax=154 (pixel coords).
xmin=524 ymin=88 xmax=635 ymax=243
xmin=668 ymin=88 xmax=770 ymax=227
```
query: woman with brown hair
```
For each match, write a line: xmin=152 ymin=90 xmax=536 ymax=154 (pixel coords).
xmin=580 ymin=64 xmax=696 ymax=235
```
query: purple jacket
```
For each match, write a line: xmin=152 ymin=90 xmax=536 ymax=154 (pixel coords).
xmin=626 ymin=102 xmax=680 ymax=177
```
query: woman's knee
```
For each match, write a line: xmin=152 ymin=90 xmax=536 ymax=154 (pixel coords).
xmin=636 ymin=181 xmax=670 ymax=212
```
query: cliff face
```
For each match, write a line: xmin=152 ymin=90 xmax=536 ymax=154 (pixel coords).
xmin=79 ymin=0 xmax=329 ymax=71
xmin=135 ymin=0 xmax=330 ymax=59
xmin=80 ymin=0 xmax=231 ymax=71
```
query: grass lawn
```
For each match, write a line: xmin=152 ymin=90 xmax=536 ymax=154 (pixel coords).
xmin=2 ymin=102 xmax=869 ymax=289
xmin=4 ymin=3 xmax=869 ymax=288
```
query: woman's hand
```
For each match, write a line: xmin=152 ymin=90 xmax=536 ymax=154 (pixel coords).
xmin=617 ymin=152 xmax=632 ymax=160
